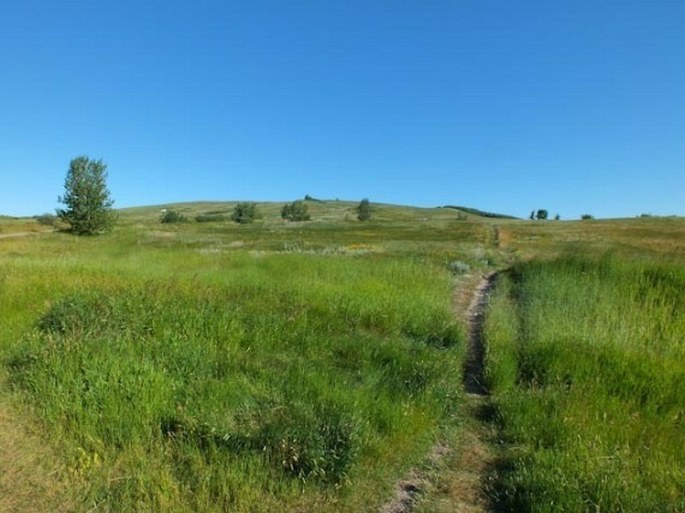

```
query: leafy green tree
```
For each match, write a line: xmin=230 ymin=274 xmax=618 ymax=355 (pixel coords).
xmin=281 ymin=200 xmax=311 ymax=221
xmin=57 ymin=156 xmax=116 ymax=235
xmin=356 ymin=198 xmax=372 ymax=221
xmin=231 ymin=202 xmax=258 ymax=224
xmin=536 ymin=209 xmax=549 ymax=220
xmin=581 ymin=214 xmax=594 ymax=220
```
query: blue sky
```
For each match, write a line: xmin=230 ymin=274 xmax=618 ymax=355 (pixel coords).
xmin=1 ymin=1 xmax=683 ymax=219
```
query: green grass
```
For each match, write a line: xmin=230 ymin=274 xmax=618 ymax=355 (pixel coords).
xmin=0 ymin=206 xmax=479 ymax=512
xmin=2 ymin=202 xmax=684 ymax=511
xmin=484 ymin=255 xmax=685 ymax=512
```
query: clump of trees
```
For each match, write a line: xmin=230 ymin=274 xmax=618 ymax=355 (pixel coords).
xmin=356 ymin=198 xmax=372 ymax=221
xmin=281 ymin=200 xmax=311 ymax=221
xmin=231 ymin=202 xmax=258 ymax=224
xmin=581 ymin=214 xmax=594 ymax=220
xmin=530 ymin=209 xmax=549 ymax=220
xmin=57 ymin=156 xmax=116 ymax=235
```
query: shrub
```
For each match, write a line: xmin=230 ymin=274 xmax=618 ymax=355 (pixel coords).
xmin=35 ymin=213 xmax=57 ymax=226
xmin=281 ymin=200 xmax=311 ymax=222
xmin=195 ymin=214 xmax=228 ymax=223
xmin=356 ymin=198 xmax=372 ymax=221
xmin=160 ymin=210 xmax=187 ymax=224
xmin=303 ymin=194 xmax=324 ymax=202
xmin=231 ymin=202 xmax=258 ymax=224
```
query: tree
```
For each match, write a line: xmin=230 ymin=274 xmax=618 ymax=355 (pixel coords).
xmin=356 ymin=198 xmax=372 ymax=221
xmin=281 ymin=200 xmax=311 ymax=221
xmin=231 ymin=202 xmax=258 ymax=224
xmin=57 ymin=156 xmax=116 ymax=235
xmin=536 ymin=209 xmax=549 ymax=220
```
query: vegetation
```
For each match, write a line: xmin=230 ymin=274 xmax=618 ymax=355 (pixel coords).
xmin=281 ymin=200 xmax=311 ymax=221
xmin=34 ymin=213 xmax=57 ymax=226
xmin=0 ymin=201 xmax=483 ymax=513
xmin=0 ymin=200 xmax=683 ymax=512
xmin=442 ymin=205 xmax=518 ymax=219
xmin=160 ymin=209 xmax=187 ymax=224
xmin=484 ymin=256 xmax=685 ymax=512
xmin=581 ymin=214 xmax=594 ymax=220
xmin=231 ymin=202 xmax=258 ymax=224
xmin=195 ymin=213 xmax=228 ymax=223
xmin=56 ymin=156 xmax=116 ymax=235
xmin=356 ymin=198 xmax=372 ymax=221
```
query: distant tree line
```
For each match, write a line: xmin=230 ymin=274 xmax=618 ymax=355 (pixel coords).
xmin=442 ymin=205 xmax=518 ymax=220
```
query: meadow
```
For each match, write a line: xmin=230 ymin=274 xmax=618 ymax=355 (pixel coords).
xmin=0 ymin=201 xmax=493 ymax=512
xmin=484 ymin=254 xmax=685 ymax=512
xmin=1 ymin=201 xmax=683 ymax=512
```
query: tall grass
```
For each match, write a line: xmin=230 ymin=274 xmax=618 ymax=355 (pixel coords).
xmin=2 ymin=239 xmax=465 ymax=512
xmin=485 ymin=255 xmax=685 ymax=512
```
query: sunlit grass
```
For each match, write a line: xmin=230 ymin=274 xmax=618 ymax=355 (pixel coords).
xmin=1 ymin=217 xmax=470 ymax=512
xmin=485 ymin=256 xmax=685 ymax=512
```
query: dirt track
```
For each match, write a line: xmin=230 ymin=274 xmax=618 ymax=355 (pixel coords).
xmin=380 ymin=272 xmax=498 ymax=513
xmin=464 ymin=273 xmax=497 ymax=395
xmin=0 ymin=231 xmax=52 ymax=239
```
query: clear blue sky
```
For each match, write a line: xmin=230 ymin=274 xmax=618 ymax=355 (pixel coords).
xmin=2 ymin=1 xmax=683 ymax=219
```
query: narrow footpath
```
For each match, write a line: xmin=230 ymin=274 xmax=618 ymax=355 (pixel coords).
xmin=380 ymin=272 xmax=500 ymax=513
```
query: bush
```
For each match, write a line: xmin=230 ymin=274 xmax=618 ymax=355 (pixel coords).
xmin=231 ymin=202 xmax=258 ymax=224
xmin=356 ymin=198 xmax=372 ymax=221
xmin=304 ymin=194 xmax=324 ymax=203
xmin=281 ymin=200 xmax=311 ymax=222
xmin=160 ymin=210 xmax=187 ymax=224
xmin=195 ymin=214 xmax=228 ymax=223
xmin=35 ymin=213 xmax=57 ymax=226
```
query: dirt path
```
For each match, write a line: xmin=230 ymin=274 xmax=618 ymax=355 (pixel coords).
xmin=463 ymin=273 xmax=497 ymax=395
xmin=0 ymin=231 xmax=53 ymax=240
xmin=380 ymin=272 xmax=499 ymax=513
xmin=0 ymin=232 xmax=34 ymax=239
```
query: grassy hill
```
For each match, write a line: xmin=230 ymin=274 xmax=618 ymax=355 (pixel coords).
xmin=0 ymin=201 xmax=683 ymax=512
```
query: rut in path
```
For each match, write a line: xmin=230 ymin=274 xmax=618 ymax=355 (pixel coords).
xmin=463 ymin=273 xmax=497 ymax=395
xmin=380 ymin=272 xmax=499 ymax=513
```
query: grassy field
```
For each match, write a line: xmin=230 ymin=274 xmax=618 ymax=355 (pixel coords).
xmin=0 ymin=201 xmax=493 ymax=512
xmin=484 ymin=255 xmax=684 ymax=512
xmin=1 ymin=201 xmax=684 ymax=512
